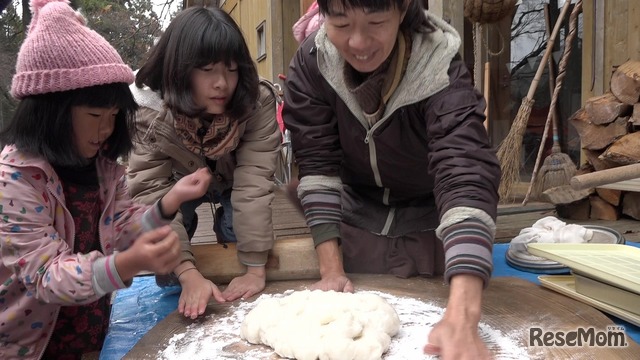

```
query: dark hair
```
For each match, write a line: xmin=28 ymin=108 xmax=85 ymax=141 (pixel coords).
xmin=317 ymin=0 xmax=434 ymax=33
xmin=0 ymin=83 xmax=138 ymax=167
xmin=135 ymin=6 xmax=259 ymax=120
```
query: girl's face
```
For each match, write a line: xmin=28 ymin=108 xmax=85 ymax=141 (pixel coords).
xmin=324 ymin=4 xmax=405 ymax=73
xmin=191 ymin=61 xmax=239 ymax=115
xmin=71 ymin=106 xmax=118 ymax=159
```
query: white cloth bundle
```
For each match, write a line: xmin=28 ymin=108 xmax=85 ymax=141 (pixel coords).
xmin=510 ymin=216 xmax=594 ymax=253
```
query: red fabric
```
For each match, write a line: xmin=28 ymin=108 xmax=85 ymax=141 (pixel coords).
xmin=44 ymin=178 xmax=110 ymax=359
xmin=276 ymin=101 xmax=285 ymax=134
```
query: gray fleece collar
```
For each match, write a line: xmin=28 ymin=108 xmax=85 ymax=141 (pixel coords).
xmin=315 ymin=12 xmax=461 ymax=124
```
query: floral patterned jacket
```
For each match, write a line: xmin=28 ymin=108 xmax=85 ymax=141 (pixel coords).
xmin=0 ymin=145 xmax=170 ymax=359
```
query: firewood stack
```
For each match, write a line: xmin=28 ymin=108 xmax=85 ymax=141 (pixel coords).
xmin=544 ymin=60 xmax=640 ymax=221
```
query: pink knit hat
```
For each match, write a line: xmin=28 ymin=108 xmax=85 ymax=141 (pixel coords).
xmin=10 ymin=0 xmax=134 ymax=99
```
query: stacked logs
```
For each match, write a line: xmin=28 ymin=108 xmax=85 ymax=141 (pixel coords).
xmin=546 ymin=60 xmax=640 ymax=221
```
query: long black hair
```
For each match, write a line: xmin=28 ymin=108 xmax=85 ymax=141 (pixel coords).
xmin=135 ymin=6 xmax=259 ymax=120
xmin=0 ymin=82 xmax=137 ymax=167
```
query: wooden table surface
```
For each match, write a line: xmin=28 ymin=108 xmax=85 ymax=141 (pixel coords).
xmin=125 ymin=274 xmax=639 ymax=359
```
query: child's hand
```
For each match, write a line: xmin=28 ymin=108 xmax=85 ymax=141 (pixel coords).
xmin=161 ymin=168 xmax=212 ymax=216
xmin=177 ymin=269 xmax=226 ymax=319
xmin=115 ymin=226 xmax=181 ymax=281
xmin=172 ymin=167 xmax=212 ymax=201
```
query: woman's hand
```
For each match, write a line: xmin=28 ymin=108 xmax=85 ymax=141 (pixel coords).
xmin=309 ymin=271 xmax=354 ymax=292
xmin=221 ymin=266 xmax=267 ymax=301
xmin=424 ymin=316 xmax=491 ymax=360
xmin=177 ymin=267 xmax=226 ymax=319
xmin=424 ymin=274 xmax=490 ymax=360
xmin=310 ymin=239 xmax=354 ymax=293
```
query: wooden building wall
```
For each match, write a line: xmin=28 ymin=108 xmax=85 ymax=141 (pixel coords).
xmin=582 ymin=0 xmax=640 ymax=101
xmin=300 ymin=0 xmax=314 ymax=12
xmin=222 ymin=0 xmax=270 ymax=78
xmin=220 ymin=0 xmax=300 ymax=84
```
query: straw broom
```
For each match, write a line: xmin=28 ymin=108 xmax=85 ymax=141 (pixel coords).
xmin=523 ymin=0 xmax=582 ymax=205
xmin=496 ymin=0 xmax=572 ymax=202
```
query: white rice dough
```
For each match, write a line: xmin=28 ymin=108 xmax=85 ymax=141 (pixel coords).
xmin=240 ymin=290 xmax=401 ymax=360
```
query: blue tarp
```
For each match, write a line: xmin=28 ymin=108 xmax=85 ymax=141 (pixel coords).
xmin=100 ymin=276 xmax=180 ymax=360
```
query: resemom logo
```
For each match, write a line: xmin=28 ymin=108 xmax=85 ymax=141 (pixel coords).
xmin=529 ymin=326 xmax=628 ymax=347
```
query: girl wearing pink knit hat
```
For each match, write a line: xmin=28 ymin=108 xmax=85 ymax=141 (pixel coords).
xmin=0 ymin=0 xmax=213 ymax=358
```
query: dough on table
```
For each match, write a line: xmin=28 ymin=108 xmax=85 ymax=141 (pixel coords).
xmin=240 ymin=290 xmax=400 ymax=360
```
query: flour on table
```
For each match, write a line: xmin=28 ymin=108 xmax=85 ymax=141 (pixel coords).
xmin=158 ymin=290 xmax=530 ymax=360
xmin=240 ymin=290 xmax=400 ymax=360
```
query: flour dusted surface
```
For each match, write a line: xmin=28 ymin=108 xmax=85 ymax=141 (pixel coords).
xmin=240 ymin=290 xmax=400 ymax=360
xmin=158 ymin=290 xmax=530 ymax=360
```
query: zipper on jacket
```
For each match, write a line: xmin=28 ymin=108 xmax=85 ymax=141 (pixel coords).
xmin=39 ymin=177 xmax=74 ymax=360
xmin=381 ymin=204 xmax=395 ymax=235
xmin=364 ymin=129 xmax=383 ymax=189
xmin=364 ymin=123 xmax=394 ymax=235
xmin=364 ymin=131 xmax=372 ymax=144
xmin=197 ymin=125 xmax=227 ymax=249
xmin=38 ymin=307 xmax=60 ymax=360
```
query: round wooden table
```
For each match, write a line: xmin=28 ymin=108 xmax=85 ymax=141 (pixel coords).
xmin=124 ymin=274 xmax=639 ymax=359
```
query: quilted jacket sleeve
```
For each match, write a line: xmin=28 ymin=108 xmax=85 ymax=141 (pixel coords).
xmin=231 ymin=84 xmax=281 ymax=266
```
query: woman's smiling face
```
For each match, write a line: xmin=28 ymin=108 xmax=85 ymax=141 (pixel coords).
xmin=324 ymin=3 xmax=405 ymax=73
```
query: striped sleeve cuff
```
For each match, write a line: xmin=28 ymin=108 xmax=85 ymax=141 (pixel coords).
xmin=140 ymin=201 xmax=173 ymax=232
xmin=92 ymin=255 xmax=130 ymax=297
xmin=440 ymin=218 xmax=494 ymax=288
xmin=300 ymin=189 xmax=342 ymax=228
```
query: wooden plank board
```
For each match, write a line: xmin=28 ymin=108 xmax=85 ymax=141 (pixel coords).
xmin=605 ymin=0 xmax=630 ymax=90
xmin=124 ymin=275 xmax=640 ymax=359
xmin=193 ymin=238 xmax=320 ymax=284
xmin=599 ymin=178 xmax=640 ymax=192
xmin=629 ymin=0 xmax=640 ymax=62
xmin=581 ymin=0 xmax=595 ymax=101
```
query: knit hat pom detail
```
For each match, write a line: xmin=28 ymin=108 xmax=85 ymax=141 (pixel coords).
xmin=29 ymin=0 xmax=86 ymax=33
xmin=30 ymin=0 xmax=65 ymax=12
xmin=29 ymin=0 xmax=67 ymax=22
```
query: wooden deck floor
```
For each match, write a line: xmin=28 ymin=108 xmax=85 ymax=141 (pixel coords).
xmin=192 ymin=187 xmax=640 ymax=245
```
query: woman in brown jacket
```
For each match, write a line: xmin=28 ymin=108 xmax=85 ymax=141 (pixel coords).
xmin=283 ymin=0 xmax=500 ymax=359
xmin=127 ymin=7 xmax=281 ymax=319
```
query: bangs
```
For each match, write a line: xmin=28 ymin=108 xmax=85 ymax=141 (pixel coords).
xmin=189 ymin=18 xmax=247 ymax=68
xmin=319 ymin=0 xmax=403 ymax=14
xmin=69 ymin=83 xmax=137 ymax=112
xmin=0 ymin=82 xmax=137 ymax=166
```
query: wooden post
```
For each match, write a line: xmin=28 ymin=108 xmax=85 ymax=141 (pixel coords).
xmin=443 ymin=0 xmax=465 ymax=59
xmin=487 ymin=12 xmax=513 ymax=147
xmin=484 ymin=62 xmax=490 ymax=131
xmin=300 ymin=0 xmax=314 ymax=15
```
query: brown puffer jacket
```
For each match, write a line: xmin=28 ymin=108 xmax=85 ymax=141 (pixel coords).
xmin=126 ymin=81 xmax=281 ymax=266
